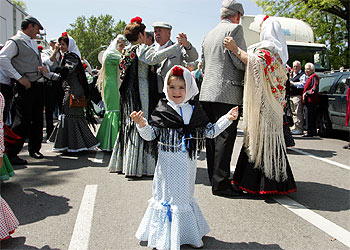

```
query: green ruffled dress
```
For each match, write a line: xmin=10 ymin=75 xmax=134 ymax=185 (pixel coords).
xmin=96 ymin=49 xmax=121 ymax=151
xmin=0 ymin=154 xmax=14 ymax=181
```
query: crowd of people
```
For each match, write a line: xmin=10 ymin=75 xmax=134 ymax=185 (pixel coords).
xmin=0 ymin=0 xmax=335 ymax=248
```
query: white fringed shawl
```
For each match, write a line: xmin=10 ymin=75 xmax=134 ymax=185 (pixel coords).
xmin=243 ymin=49 xmax=288 ymax=182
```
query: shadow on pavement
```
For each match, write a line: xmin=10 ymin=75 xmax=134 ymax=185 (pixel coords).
xmin=182 ymin=236 xmax=283 ymax=249
xmin=18 ymin=151 xmax=107 ymax=171
xmin=288 ymin=181 xmax=349 ymax=212
xmin=0 ymin=183 xmax=72 ymax=226
xmin=1 ymin=237 xmax=60 ymax=250
xmin=195 ymin=167 xmax=211 ymax=186
xmin=287 ymin=147 xmax=336 ymax=158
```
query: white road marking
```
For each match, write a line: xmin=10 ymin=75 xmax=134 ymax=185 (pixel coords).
xmin=274 ymin=196 xmax=350 ymax=248
xmin=93 ymin=151 xmax=104 ymax=163
xmin=238 ymin=129 xmax=350 ymax=170
xmin=289 ymin=148 xmax=350 ymax=170
xmin=68 ymin=185 xmax=98 ymax=250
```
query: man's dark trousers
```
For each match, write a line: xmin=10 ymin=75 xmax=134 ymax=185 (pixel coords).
xmin=201 ymin=101 xmax=240 ymax=194
xmin=43 ymin=80 xmax=60 ymax=138
xmin=8 ymin=81 xmax=44 ymax=156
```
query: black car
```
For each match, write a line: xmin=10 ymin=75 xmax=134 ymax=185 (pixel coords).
xmin=316 ymin=71 xmax=350 ymax=136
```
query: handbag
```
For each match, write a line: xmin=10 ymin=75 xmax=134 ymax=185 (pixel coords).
xmin=69 ymin=94 xmax=88 ymax=108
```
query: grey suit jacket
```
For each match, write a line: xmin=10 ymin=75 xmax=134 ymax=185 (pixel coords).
xmin=156 ymin=40 xmax=198 ymax=93
xmin=200 ymin=19 xmax=246 ymax=105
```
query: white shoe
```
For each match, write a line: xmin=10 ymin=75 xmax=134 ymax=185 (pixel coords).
xmin=189 ymin=240 xmax=204 ymax=249
xmin=291 ymin=129 xmax=303 ymax=135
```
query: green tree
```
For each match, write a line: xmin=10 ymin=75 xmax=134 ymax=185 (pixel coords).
xmin=67 ymin=14 xmax=126 ymax=67
xmin=13 ymin=0 xmax=26 ymax=10
xmin=254 ymin=0 xmax=349 ymax=69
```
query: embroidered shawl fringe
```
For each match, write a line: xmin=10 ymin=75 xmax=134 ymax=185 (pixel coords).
xmin=118 ymin=57 xmax=152 ymax=158
xmin=149 ymin=127 xmax=207 ymax=160
xmin=243 ymin=53 xmax=287 ymax=182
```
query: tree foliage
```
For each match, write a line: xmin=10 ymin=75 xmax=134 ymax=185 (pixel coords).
xmin=254 ymin=0 xmax=349 ymax=69
xmin=67 ymin=14 xmax=126 ymax=67
xmin=13 ymin=0 xmax=27 ymax=10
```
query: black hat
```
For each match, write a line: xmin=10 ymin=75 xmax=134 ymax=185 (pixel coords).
xmin=23 ymin=16 xmax=44 ymax=30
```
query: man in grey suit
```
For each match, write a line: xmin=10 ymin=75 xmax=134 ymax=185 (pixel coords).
xmin=200 ymin=0 xmax=246 ymax=197
xmin=152 ymin=22 xmax=198 ymax=97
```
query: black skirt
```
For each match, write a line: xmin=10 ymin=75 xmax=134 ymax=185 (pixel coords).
xmin=232 ymin=146 xmax=297 ymax=195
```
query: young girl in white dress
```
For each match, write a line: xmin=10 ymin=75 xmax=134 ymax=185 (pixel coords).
xmin=131 ymin=65 xmax=239 ymax=250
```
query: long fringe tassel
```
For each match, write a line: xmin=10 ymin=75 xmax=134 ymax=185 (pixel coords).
xmin=244 ymin=53 xmax=287 ymax=182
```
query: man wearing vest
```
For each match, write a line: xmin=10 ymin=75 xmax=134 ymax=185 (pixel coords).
xmin=0 ymin=16 xmax=45 ymax=165
xmin=290 ymin=60 xmax=307 ymax=135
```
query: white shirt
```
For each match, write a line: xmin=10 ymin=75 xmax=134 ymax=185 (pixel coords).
xmin=0 ymin=68 xmax=11 ymax=85
xmin=0 ymin=30 xmax=40 ymax=80
xmin=167 ymin=101 xmax=193 ymax=125
xmin=154 ymin=40 xmax=172 ymax=51
xmin=292 ymin=70 xmax=307 ymax=88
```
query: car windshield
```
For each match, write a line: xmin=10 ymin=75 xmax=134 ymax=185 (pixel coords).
xmin=287 ymin=45 xmax=330 ymax=72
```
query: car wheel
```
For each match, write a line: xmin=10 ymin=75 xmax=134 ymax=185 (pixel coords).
xmin=316 ymin=112 xmax=332 ymax=137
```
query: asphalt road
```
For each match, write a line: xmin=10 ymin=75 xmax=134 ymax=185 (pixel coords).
xmin=1 ymin=123 xmax=349 ymax=250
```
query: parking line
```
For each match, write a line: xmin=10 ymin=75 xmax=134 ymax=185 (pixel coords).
xmin=274 ymin=196 xmax=350 ymax=248
xmin=68 ymin=185 xmax=98 ymax=250
xmin=93 ymin=151 xmax=104 ymax=163
xmin=289 ymin=148 xmax=350 ymax=170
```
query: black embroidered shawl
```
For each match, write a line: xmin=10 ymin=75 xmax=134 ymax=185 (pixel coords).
xmin=149 ymin=99 xmax=210 ymax=160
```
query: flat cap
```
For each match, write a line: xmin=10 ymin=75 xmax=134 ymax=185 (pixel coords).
xmin=222 ymin=0 xmax=244 ymax=15
xmin=152 ymin=21 xmax=172 ymax=30
xmin=23 ymin=15 xmax=44 ymax=30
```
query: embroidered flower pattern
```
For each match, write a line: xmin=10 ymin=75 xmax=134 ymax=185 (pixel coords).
xmin=257 ymin=49 xmax=287 ymax=106
xmin=119 ymin=45 xmax=139 ymax=80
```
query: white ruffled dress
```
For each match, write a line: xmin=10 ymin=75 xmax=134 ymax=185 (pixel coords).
xmin=135 ymin=102 xmax=232 ymax=250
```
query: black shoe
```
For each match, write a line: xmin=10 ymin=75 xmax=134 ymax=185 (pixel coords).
xmin=29 ymin=151 xmax=44 ymax=159
xmin=213 ymin=189 xmax=243 ymax=198
xmin=9 ymin=156 xmax=28 ymax=165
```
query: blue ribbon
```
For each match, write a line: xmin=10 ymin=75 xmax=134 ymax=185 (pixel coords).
xmin=187 ymin=133 xmax=192 ymax=148
xmin=161 ymin=201 xmax=172 ymax=222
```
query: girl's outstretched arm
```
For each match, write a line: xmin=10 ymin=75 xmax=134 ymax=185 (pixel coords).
xmin=226 ymin=106 xmax=239 ymax=121
xmin=130 ymin=111 xmax=146 ymax=128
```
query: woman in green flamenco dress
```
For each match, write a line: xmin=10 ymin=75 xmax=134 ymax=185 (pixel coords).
xmin=0 ymin=93 xmax=14 ymax=181
xmin=96 ymin=35 xmax=126 ymax=151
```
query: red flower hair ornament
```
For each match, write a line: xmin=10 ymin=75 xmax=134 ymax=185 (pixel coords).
xmin=172 ymin=66 xmax=183 ymax=76
xmin=61 ymin=32 xmax=68 ymax=37
xmin=130 ymin=16 xmax=142 ymax=24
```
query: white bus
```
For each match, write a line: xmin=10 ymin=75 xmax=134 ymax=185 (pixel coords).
xmin=241 ymin=15 xmax=330 ymax=71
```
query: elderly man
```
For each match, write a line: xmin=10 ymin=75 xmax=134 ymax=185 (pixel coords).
xmin=290 ymin=60 xmax=307 ymax=135
xmin=200 ymin=0 xmax=246 ymax=197
xmin=302 ymin=62 xmax=319 ymax=137
xmin=0 ymin=16 xmax=45 ymax=164
xmin=145 ymin=31 xmax=154 ymax=46
xmin=152 ymin=21 xmax=198 ymax=97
